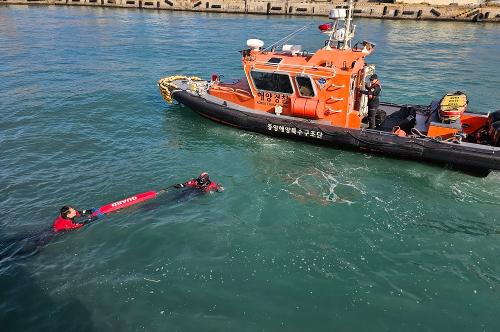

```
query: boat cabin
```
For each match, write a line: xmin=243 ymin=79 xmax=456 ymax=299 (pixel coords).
xmin=209 ymin=8 xmax=374 ymax=129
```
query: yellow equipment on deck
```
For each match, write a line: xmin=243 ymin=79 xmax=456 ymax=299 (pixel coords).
xmin=438 ymin=92 xmax=468 ymax=122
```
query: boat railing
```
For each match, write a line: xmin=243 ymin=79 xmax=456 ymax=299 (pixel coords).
xmin=327 ymin=96 xmax=344 ymax=102
xmin=252 ymin=61 xmax=337 ymax=79
xmin=211 ymin=85 xmax=253 ymax=97
xmin=329 ymin=83 xmax=345 ymax=89
xmin=326 ymin=108 xmax=343 ymax=114
xmin=235 ymin=88 xmax=252 ymax=96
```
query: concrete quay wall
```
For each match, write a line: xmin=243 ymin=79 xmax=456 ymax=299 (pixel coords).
xmin=2 ymin=0 xmax=499 ymax=22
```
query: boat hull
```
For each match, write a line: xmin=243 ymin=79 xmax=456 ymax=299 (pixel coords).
xmin=171 ymin=90 xmax=500 ymax=176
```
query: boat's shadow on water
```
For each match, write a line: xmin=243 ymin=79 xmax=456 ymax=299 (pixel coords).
xmin=0 ymin=265 xmax=96 ymax=332
xmin=0 ymin=230 xmax=56 ymax=270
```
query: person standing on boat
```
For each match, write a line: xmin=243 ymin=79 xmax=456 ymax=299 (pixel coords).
xmin=174 ymin=172 xmax=224 ymax=193
xmin=360 ymin=74 xmax=382 ymax=129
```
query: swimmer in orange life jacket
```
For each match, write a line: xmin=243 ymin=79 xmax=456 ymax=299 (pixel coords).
xmin=53 ymin=206 xmax=102 ymax=232
xmin=174 ymin=172 xmax=224 ymax=193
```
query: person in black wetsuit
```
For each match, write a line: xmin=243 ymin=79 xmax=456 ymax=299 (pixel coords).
xmin=360 ymin=74 xmax=382 ymax=129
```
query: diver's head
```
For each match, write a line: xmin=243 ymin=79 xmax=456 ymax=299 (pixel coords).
xmin=197 ymin=172 xmax=210 ymax=186
xmin=60 ymin=206 xmax=77 ymax=219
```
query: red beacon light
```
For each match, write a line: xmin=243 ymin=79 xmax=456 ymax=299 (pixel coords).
xmin=318 ymin=23 xmax=333 ymax=32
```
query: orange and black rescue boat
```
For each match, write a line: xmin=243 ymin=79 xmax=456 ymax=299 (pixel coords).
xmin=159 ymin=1 xmax=500 ymax=176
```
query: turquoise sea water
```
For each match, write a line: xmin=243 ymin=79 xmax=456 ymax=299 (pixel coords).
xmin=1 ymin=5 xmax=499 ymax=331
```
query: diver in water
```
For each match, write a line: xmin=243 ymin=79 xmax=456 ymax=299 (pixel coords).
xmin=0 ymin=206 xmax=101 ymax=265
xmin=1 ymin=174 xmax=222 ymax=264
xmin=174 ymin=172 xmax=224 ymax=193
xmin=52 ymin=205 xmax=102 ymax=233
xmin=138 ymin=172 xmax=224 ymax=211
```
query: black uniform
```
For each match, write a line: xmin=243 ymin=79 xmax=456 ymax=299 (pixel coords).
xmin=361 ymin=83 xmax=381 ymax=129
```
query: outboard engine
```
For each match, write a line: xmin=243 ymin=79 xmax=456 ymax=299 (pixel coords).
xmin=438 ymin=91 xmax=467 ymax=123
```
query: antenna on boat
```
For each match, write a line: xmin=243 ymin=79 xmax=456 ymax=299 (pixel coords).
xmin=319 ymin=0 xmax=356 ymax=50
xmin=259 ymin=24 xmax=311 ymax=54
xmin=343 ymin=0 xmax=356 ymax=50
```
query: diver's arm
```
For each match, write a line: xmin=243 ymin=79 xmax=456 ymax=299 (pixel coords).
xmin=75 ymin=208 xmax=103 ymax=225
xmin=78 ymin=209 xmax=93 ymax=217
xmin=75 ymin=214 xmax=102 ymax=226
xmin=183 ymin=180 xmax=198 ymax=188
xmin=174 ymin=179 xmax=195 ymax=189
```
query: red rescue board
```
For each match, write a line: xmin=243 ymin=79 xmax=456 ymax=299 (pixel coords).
xmin=95 ymin=191 xmax=158 ymax=215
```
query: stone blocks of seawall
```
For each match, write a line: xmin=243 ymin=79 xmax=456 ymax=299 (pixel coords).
xmin=247 ymin=1 xmax=286 ymax=15
xmin=53 ymin=0 xmax=106 ymax=6
xmin=65 ymin=0 xmax=93 ymax=5
xmin=287 ymin=3 xmax=328 ymax=16
xmin=356 ymin=4 xmax=427 ymax=19
xmin=158 ymin=0 xmax=175 ymax=10
xmin=358 ymin=4 xmax=424 ymax=19
xmin=2 ymin=0 xmax=53 ymax=4
xmin=110 ymin=0 xmax=138 ymax=8
xmin=179 ymin=1 xmax=246 ymax=13
xmin=83 ymin=0 xmax=100 ymax=5
xmin=108 ymin=0 xmax=137 ymax=8
xmin=69 ymin=0 xmax=140 ymax=8
xmin=141 ymin=0 xmax=160 ymax=9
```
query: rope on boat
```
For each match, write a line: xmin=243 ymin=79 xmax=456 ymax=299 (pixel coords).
xmin=410 ymin=127 xmax=427 ymax=138
xmin=411 ymin=127 xmax=465 ymax=144
xmin=158 ymin=75 xmax=203 ymax=104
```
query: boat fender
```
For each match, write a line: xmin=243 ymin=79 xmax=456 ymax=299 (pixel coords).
xmin=392 ymin=126 xmax=407 ymax=137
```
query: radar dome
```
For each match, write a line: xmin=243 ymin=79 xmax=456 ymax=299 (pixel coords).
xmin=246 ymin=39 xmax=264 ymax=50
xmin=329 ymin=9 xmax=347 ymax=19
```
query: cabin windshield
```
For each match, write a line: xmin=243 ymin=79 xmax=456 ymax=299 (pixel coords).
xmin=296 ymin=76 xmax=315 ymax=97
xmin=250 ymin=70 xmax=294 ymax=94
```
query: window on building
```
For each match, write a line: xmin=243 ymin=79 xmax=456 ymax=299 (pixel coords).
xmin=250 ymin=71 xmax=294 ymax=94
xmin=295 ymin=76 xmax=315 ymax=97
